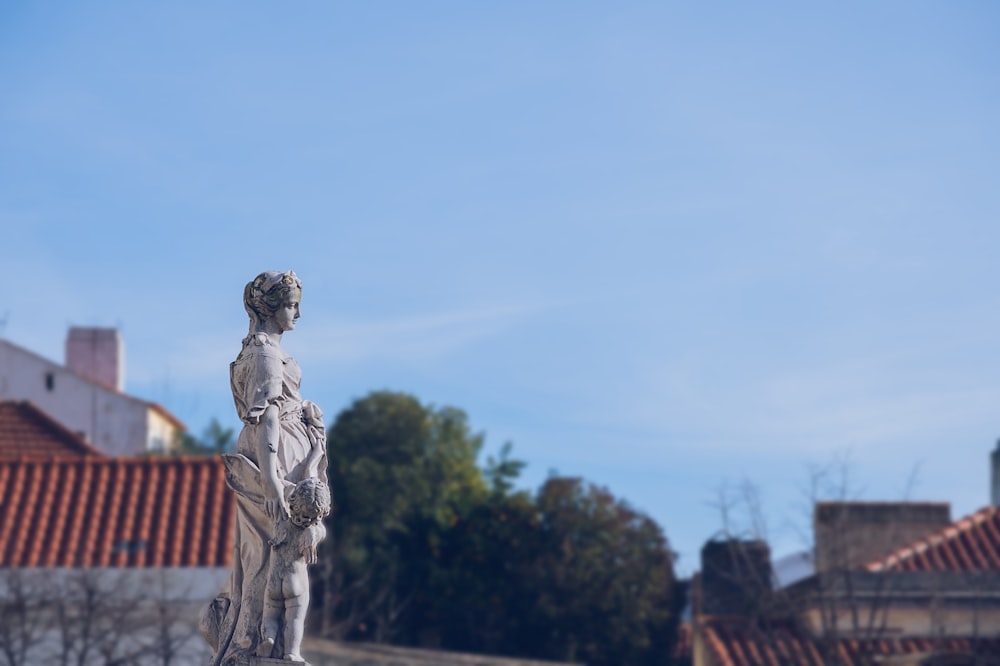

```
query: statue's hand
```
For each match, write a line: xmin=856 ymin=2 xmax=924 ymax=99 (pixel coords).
xmin=302 ymin=400 xmax=324 ymax=428
xmin=302 ymin=400 xmax=326 ymax=449
xmin=308 ymin=426 xmax=325 ymax=450
xmin=263 ymin=481 xmax=289 ymax=522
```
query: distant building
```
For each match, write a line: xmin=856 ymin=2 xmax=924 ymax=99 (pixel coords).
xmin=0 ymin=455 xmax=234 ymax=663
xmin=686 ymin=446 xmax=1000 ymax=666
xmin=0 ymin=328 xmax=184 ymax=455
xmin=691 ymin=509 xmax=1000 ymax=663
xmin=813 ymin=500 xmax=952 ymax=573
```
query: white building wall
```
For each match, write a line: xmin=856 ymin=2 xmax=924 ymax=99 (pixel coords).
xmin=0 ymin=339 xmax=178 ymax=456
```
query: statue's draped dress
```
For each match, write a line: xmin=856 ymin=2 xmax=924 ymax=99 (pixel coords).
xmin=209 ymin=333 xmax=323 ymax=665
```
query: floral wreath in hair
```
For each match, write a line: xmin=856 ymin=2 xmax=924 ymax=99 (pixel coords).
xmin=253 ymin=270 xmax=301 ymax=294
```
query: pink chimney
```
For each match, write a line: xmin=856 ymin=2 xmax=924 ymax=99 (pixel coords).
xmin=65 ymin=327 xmax=125 ymax=391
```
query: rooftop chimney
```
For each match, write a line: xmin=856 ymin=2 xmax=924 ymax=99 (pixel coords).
xmin=813 ymin=502 xmax=950 ymax=573
xmin=992 ymin=440 xmax=1000 ymax=507
xmin=698 ymin=538 xmax=773 ymax=616
xmin=65 ymin=327 xmax=124 ymax=391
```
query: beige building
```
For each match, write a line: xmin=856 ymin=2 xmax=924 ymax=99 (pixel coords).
xmin=690 ymin=501 xmax=1000 ymax=666
xmin=0 ymin=327 xmax=184 ymax=455
xmin=686 ymin=446 xmax=1000 ymax=665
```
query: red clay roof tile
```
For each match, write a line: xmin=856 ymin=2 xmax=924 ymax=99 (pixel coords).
xmin=0 ymin=457 xmax=235 ymax=567
xmin=866 ymin=506 xmax=1000 ymax=573
xmin=0 ymin=401 xmax=106 ymax=459
xmin=701 ymin=621 xmax=1000 ymax=666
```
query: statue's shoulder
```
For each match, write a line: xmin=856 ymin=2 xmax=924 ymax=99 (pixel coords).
xmin=249 ymin=332 xmax=271 ymax=348
xmin=239 ymin=333 xmax=279 ymax=354
xmin=235 ymin=334 xmax=283 ymax=368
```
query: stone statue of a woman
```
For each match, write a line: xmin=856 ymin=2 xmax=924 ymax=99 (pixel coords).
xmin=202 ymin=270 xmax=329 ymax=665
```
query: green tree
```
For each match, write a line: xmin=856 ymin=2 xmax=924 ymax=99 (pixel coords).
xmin=417 ymin=476 xmax=682 ymax=665
xmin=313 ymin=391 xmax=682 ymax=665
xmin=175 ymin=418 xmax=235 ymax=455
xmin=317 ymin=391 xmax=487 ymax=643
xmin=527 ymin=477 xmax=682 ymax=666
xmin=429 ymin=488 xmax=542 ymax=656
xmin=484 ymin=441 xmax=526 ymax=496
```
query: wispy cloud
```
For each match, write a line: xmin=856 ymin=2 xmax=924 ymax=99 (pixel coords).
xmin=148 ymin=300 xmax=566 ymax=384
xmin=295 ymin=302 xmax=559 ymax=366
xmin=566 ymin=328 xmax=1000 ymax=464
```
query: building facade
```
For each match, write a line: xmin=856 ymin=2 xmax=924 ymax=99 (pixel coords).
xmin=0 ymin=329 xmax=184 ymax=455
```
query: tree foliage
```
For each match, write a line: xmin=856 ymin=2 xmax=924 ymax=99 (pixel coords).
xmin=314 ymin=390 xmax=682 ymax=665
xmin=318 ymin=391 xmax=487 ymax=643
xmin=175 ymin=418 xmax=235 ymax=455
xmin=530 ymin=478 xmax=679 ymax=666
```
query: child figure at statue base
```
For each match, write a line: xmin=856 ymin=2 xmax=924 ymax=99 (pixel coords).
xmin=257 ymin=477 xmax=331 ymax=662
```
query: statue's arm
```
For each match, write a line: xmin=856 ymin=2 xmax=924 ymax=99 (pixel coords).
xmin=300 ymin=400 xmax=327 ymax=479
xmin=260 ymin=403 xmax=289 ymax=520
xmin=303 ymin=439 xmax=326 ymax=479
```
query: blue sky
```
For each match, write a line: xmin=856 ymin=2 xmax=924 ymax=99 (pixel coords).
xmin=2 ymin=1 xmax=999 ymax=573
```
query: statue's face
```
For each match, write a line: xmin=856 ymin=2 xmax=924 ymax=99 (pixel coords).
xmin=274 ymin=290 xmax=301 ymax=332
xmin=290 ymin=511 xmax=316 ymax=528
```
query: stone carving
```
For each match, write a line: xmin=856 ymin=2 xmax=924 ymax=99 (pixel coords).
xmin=202 ymin=270 xmax=330 ymax=666
xmin=260 ymin=477 xmax=330 ymax=661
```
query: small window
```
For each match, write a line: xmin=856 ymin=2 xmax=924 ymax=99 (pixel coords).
xmin=44 ymin=372 xmax=55 ymax=391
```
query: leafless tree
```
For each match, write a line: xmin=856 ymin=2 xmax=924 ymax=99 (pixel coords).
xmin=0 ymin=568 xmax=210 ymax=666
xmin=132 ymin=570 xmax=205 ymax=666
xmin=0 ymin=568 xmax=51 ymax=666
xmin=49 ymin=569 xmax=147 ymax=666
xmin=707 ymin=458 xmax=930 ymax=666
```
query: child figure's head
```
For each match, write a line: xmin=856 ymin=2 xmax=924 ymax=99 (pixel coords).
xmin=288 ymin=477 xmax=332 ymax=528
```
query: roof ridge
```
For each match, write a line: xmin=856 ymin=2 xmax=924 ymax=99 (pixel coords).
xmin=0 ymin=401 xmax=107 ymax=459
xmin=866 ymin=505 xmax=999 ymax=571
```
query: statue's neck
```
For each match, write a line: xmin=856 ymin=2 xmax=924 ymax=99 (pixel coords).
xmin=254 ymin=321 xmax=284 ymax=344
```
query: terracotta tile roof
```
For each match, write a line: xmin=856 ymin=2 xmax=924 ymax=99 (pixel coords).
xmin=701 ymin=621 xmax=1000 ymax=666
xmin=866 ymin=506 xmax=1000 ymax=573
xmin=0 ymin=401 xmax=106 ymax=459
xmin=0 ymin=456 xmax=235 ymax=567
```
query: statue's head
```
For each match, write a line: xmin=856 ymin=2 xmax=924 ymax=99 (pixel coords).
xmin=243 ymin=270 xmax=302 ymax=332
xmin=288 ymin=477 xmax=332 ymax=528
